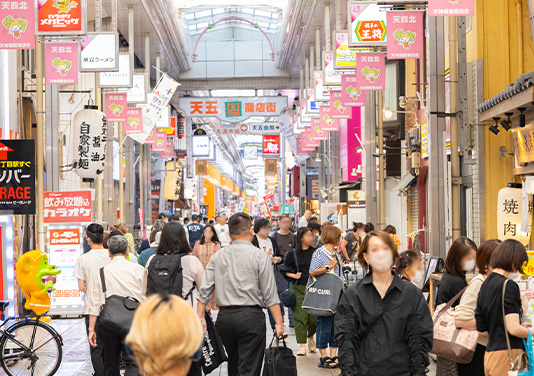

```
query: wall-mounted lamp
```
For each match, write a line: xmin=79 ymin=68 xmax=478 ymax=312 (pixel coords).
xmin=518 ymin=107 xmax=526 ymax=127
xmin=489 ymin=117 xmax=500 ymax=135
xmin=499 ymin=146 xmax=514 ymax=158
xmin=355 ymin=146 xmax=364 ymax=153
xmin=383 ymin=108 xmax=418 ymax=120
xmin=351 ymin=165 xmax=363 ymax=176
xmin=500 ymin=112 xmax=513 ymax=131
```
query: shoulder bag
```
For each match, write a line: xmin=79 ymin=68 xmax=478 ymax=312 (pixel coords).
xmin=98 ymin=267 xmax=140 ymax=337
xmin=280 ymin=252 xmax=298 ymax=308
xmin=502 ymin=279 xmax=530 ymax=376
xmin=430 ymin=286 xmax=479 ymax=364
xmin=302 ymin=248 xmax=344 ymax=317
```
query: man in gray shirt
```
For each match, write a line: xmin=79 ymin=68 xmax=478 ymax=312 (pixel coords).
xmin=197 ymin=213 xmax=284 ymax=376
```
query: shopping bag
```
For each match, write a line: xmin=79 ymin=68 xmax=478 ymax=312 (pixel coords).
xmin=201 ymin=311 xmax=228 ymax=374
xmin=262 ymin=336 xmax=297 ymax=376
xmin=519 ymin=330 xmax=534 ymax=376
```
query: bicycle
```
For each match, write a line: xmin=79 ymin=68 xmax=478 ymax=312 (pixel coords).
xmin=0 ymin=301 xmax=63 ymax=376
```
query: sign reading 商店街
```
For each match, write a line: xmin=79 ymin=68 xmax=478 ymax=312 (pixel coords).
xmin=178 ymin=97 xmax=288 ymax=124
xmin=0 ymin=140 xmax=35 ymax=214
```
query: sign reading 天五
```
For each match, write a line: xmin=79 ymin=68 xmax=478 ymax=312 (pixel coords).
xmin=0 ymin=140 xmax=35 ymax=214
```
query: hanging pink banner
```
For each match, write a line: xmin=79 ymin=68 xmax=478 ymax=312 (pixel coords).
xmin=340 ymin=107 xmax=363 ymax=182
xmin=151 ymin=132 xmax=167 ymax=152
xmin=387 ymin=11 xmax=424 ymax=60
xmin=330 ymin=91 xmax=352 ymax=119
xmin=300 ymin=129 xmax=318 ymax=149
xmin=311 ymin=119 xmax=328 ymax=141
xmin=145 ymin=126 xmax=158 ymax=145
xmin=0 ymin=0 xmax=35 ymax=49
xmin=125 ymin=108 xmax=143 ymax=134
xmin=429 ymin=0 xmax=474 ymax=17
xmin=356 ymin=53 xmax=385 ymax=91
xmin=104 ymin=93 xmax=127 ymax=122
xmin=319 ymin=106 xmax=339 ymax=131
xmin=45 ymin=42 xmax=78 ymax=84
xmin=341 ymin=75 xmax=366 ymax=107
xmin=160 ymin=138 xmax=174 ymax=158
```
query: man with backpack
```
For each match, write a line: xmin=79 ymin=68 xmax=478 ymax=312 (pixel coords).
xmin=197 ymin=213 xmax=284 ymax=376
xmin=187 ymin=214 xmax=205 ymax=248
xmin=340 ymin=222 xmax=365 ymax=260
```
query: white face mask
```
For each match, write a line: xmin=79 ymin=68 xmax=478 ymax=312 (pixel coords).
xmin=368 ymin=250 xmax=393 ymax=272
xmin=463 ymin=259 xmax=476 ymax=272
xmin=410 ymin=270 xmax=423 ymax=283
xmin=508 ymin=272 xmax=520 ymax=280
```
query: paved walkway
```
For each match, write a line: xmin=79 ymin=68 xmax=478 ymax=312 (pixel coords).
xmin=0 ymin=315 xmax=437 ymax=375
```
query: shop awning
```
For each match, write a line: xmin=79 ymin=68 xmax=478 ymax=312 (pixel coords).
xmin=392 ymin=173 xmax=417 ymax=194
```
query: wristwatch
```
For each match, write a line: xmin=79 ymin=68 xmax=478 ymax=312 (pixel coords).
xmin=325 ymin=266 xmax=331 ymax=271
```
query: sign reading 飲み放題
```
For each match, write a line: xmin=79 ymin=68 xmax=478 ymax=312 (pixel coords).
xmin=0 ymin=140 xmax=35 ymax=214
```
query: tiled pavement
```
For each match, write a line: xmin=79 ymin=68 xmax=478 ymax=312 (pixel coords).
xmin=0 ymin=314 xmax=437 ymax=375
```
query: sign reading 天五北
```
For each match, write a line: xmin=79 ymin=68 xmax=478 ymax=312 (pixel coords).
xmin=0 ymin=140 xmax=35 ymax=214
xmin=179 ymin=97 xmax=288 ymax=124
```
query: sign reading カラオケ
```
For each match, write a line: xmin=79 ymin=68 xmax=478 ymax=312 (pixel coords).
xmin=0 ymin=140 xmax=35 ymax=214
xmin=0 ymin=0 xmax=35 ymax=49
xmin=44 ymin=191 xmax=92 ymax=223
xmin=37 ymin=0 xmax=85 ymax=34
xmin=386 ymin=11 xmax=424 ymax=59
xmin=348 ymin=1 xmax=387 ymax=47
xmin=179 ymin=96 xmax=288 ymax=124
xmin=45 ymin=42 xmax=78 ymax=85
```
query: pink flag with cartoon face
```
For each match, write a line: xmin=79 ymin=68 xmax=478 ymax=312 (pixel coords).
xmin=145 ymin=126 xmax=158 ymax=145
xmin=151 ymin=132 xmax=167 ymax=152
xmin=428 ymin=0 xmax=474 ymax=17
xmin=387 ymin=11 xmax=424 ymax=59
xmin=303 ymin=127 xmax=320 ymax=147
xmin=45 ymin=42 xmax=78 ymax=84
xmin=311 ymin=118 xmax=328 ymax=141
xmin=356 ymin=53 xmax=385 ymax=91
xmin=319 ymin=106 xmax=339 ymax=131
xmin=124 ymin=108 xmax=143 ymax=134
xmin=341 ymin=75 xmax=366 ymax=107
xmin=330 ymin=91 xmax=353 ymax=119
xmin=105 ymin=93 xmax=127 ymax=122
xmin=160 ymin=138 xmax=174 ymax=158
xmin=0 ymin=0 xmax=35 ymax=49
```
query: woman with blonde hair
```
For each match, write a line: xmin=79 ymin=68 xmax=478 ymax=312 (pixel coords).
xmin=126 ymin=294 xmax=203 ymax=376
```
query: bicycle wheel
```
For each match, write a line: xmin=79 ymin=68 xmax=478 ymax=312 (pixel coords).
xmin=0 ymin=320 xmax=62 ymax=376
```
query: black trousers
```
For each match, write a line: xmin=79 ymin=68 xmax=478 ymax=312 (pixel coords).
xmin=84 ymin=316 xmax=104 ymax=375
xmin=187 ymin=360 xmax=202 ymax=376
xmin=216 ymin=307 xmax=266 ymax=376
xmin=98 ymin=324 xmax=140 ymax=376
xmin=457 ymin=343 xmax=486 ymax=376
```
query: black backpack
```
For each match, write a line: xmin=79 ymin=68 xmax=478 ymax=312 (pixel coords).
xmin=146 ymin=254 xmax=184 ymax=297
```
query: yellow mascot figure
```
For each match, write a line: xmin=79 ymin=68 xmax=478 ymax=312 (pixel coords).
xmin=16 ymin=251 xmax=61 ymax=317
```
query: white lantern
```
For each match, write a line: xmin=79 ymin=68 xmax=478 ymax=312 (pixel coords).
xmin=73 ymin=105 xmax=108 ymax=179
xmin=497 ymin=187 xmax=532 ymax=246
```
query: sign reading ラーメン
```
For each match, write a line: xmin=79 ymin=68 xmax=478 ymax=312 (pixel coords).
xmin=179 ymin=97 xmax=288 ymax=123
xmin=0 ymin=140 xmax=35 ymax=214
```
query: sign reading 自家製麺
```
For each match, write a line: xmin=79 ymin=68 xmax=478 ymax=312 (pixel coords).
xmin=0 ymin=139 xmax=35 ymax=214
xmin=179 ymin=97 xmax=288 ymax=124
xmin=0 ymin=0 xmax=35 ymax=49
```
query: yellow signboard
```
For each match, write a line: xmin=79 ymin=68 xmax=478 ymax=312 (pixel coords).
xmin=523 ymin=251 xmax=534 ymax=275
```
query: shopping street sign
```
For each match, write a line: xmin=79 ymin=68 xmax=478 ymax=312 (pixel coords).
xmin=0 ymin=0 xmax=35 ymax=49
xmin=45 ymin=42 xmax=78 ymax=85
xmin=179 ymin=96 xmax=288 ymax=124
xmin=386 ymin=11 xmax=424 ymax=59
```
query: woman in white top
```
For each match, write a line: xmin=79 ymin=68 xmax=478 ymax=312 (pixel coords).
xmin=142 ymin=222 xmax=204 ymax=376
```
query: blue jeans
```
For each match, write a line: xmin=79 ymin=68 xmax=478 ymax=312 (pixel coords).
xmin=316 ymin=315 xmax=338 ymax=349
xmin=267 ymin=303 xmax=285 ymax=330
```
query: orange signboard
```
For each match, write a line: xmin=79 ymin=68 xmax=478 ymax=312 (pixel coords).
xmin=37 ymin=0 xmax=85 ymax=34
xmin=49 ymin=228 xmax=81 ymax=245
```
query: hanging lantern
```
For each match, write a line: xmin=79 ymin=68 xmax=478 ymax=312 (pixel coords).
xmin=177 ymin=117 xmax=185 ymax=139
xmin=73 ymin=104 xmax=108 ymax=179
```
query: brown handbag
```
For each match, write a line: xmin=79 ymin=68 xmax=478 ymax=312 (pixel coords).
xmin=430 ymin=286 xmax=479 ymax=364
xmin=501 ymin=279 xmax=528 ymax=375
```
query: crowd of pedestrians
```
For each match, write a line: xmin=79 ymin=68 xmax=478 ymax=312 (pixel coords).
xmin=74 ymin=211 xmax=534 ymax=376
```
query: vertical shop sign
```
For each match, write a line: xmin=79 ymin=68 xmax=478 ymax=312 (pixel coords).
xmin=125 ymin=108 xmax=143 ymax=134
xmin=48 ymin=227 xmax=83 ymax=310
xmin=263 ymin=135 xmax=280 ymax=155
xmin=306 ymin=176 xmax=319 ymax=200
xmin=341 ymin=75 xmax=366 ymax=106
xmin=348 ymin=1 xmax=387 ymax=46
xmin=330 ymin=91 xmax=353 ymax=119
xmin=335 ymin=31 xmax=356 ymax=68
xmin=386 ymin=11 xmax=424 ymax=59
xmin=0 ymin=140 xmax=35 ymax=214
xmin=420 ymin=122 xmax=429 ymax=159
xmin=199 ymin=205 xmax=209 ymax=218
xmin=356 ymin=53 xmax=385 ymax=91
xmin=497 ymin=187 xmax=532 ymax=245
xmin=265 ymin=158 xmax=277 ymax=176
xmin=0 ymin=0 xmax=35 ymax=49
xmin=45 ymin=42 xmax=78 ymax=85
xmin=43 ymin=191 xmax=91 ymax=223
xmin=104 ymin=93 xmax=127 ymax=122
xmin=319 ymin=106 xmax=339 ymax=131
xmin=37 ymin=0 xmax=85 ymax=34
xmin=263 ymin=192 xmax=276 ymax=216
xmin=428 ymin=0 xmax=475 ymax=16
xmin=340 ymin=107 xmax=362 ymax=182
xmin=73 ymin=107 xmax=107 ymax=179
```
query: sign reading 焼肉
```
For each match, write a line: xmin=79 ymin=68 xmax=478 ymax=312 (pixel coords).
xmin=386 ymin=11 xmax=423 ymax=60
xmin=0 ymin=0 xmax=35 ymax=49
xmin=37 ymin=0 xmax=85 ymax=34
xmin=43 ymin=191 xmax=92 ymax=223
xmin=45 ymin=42 xmax=78 ymax=85
xmin=0 ymin=140 xmax=35 ymax=214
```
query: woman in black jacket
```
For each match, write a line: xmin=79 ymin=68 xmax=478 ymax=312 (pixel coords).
xmin=435 ymin=236 xmax=477 ymax=376
xmin=334 ymin=231 xmax=433 ymax=376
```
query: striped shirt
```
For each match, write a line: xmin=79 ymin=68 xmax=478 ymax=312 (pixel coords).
xmin=309 ymin=246 xmax=343 ymax=277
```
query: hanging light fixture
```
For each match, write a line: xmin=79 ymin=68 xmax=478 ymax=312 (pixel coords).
xmin=518 ymin=107 xmax=526 ymax=127
xmin=489 ymin=117 xmax=500 ymax=135
xmin=500 ymin=112 xmax=513 ymax=131
xmin=72 ymin=98 xmax=108 ymax=179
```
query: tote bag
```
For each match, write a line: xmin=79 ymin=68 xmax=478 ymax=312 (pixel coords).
xmin=302 ymin=249 xmax=343 ymax=317
xmin=431 ymin=286 xmax=478 ymax=364
xmin=201 ymin=311 xmax=228 ymax=374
